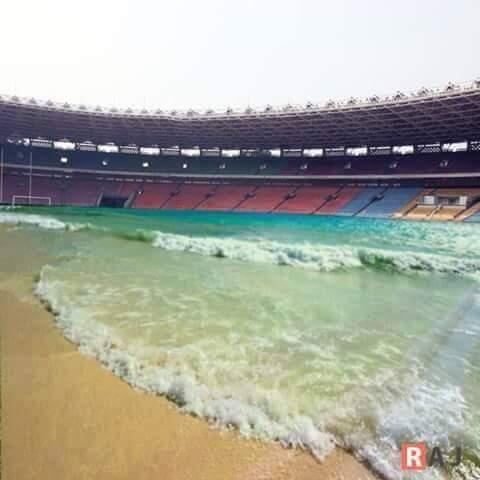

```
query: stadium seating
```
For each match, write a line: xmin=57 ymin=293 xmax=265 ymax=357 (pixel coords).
xmin=398 ymin=188 xmax=480 ymax=221
xmin=2 ymin=144 xmax=480 ymax=221
xmin=181 ymin=158 xmax=221 ymax=174
xmin=457 ymin=202 xmax=480 ymax=221
xmin=392 ymin=189 xmax=434 ymax=218
xmin=336 ymin=187 xmax=385 ymax=216
xmin=304 ymin=159 xmax=342 ymax=175
xmin=315 ymin=187 xmax=361 ymax=214
xmin=222 ymin=158 xmax=260 ymax=175
xmin=235 ymin=186 xmax=295 ymax=212
xmin=463 ymin=207 xmax=480 ymax=222
xmin=62 ymin=179 xmax=104 ymax=206
xmin=275 ymin=186 xmax=338 ymax=214
xmin=133 ymin=182 xmax=180 ymax=209
xmin=2 ymin=172 xmax=31 ymax=204
xmin=357 ymin=188 xmax=422 ymax=218
xmin=28 ymin=176 xmax=65 ymax=205
xmin=281 ymin=159 xmax=302 ymax=175
xmin=404 ymin=205 xmax=437 ymax=220
xmin=198 ymin=185 xmax=255 ymax=211
xmin=118 ymin=179 xmax=143 ymax=197
xmin=163 ymin=183 xmax=214 ymax=210
xmin=430 ymin=205 xmax=465 ymax=221
xmin=256 ymin=158 xmax=287 ymax=175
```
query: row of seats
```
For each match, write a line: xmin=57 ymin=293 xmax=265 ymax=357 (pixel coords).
xmin=395 ymin=188 xmax=480 ymax=221
xmin=5 ymin=146 xmax=480 ymax=177
xmin=337 ymin=187 xmax=386 ymax=216
xmin=357 ymin=188 xmax=423 ymax=218
xmin=464 ymin=209 xmax=480 ymax=222
xmin=2 ymin=170 xmax=480 ymax=220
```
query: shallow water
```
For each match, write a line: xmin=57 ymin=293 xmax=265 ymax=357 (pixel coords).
xmin=1 ymin=206 xmax=480 ymax=479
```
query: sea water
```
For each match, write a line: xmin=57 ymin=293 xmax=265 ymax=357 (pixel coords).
xmin=1 ymin=206 xmax=479 ymax=479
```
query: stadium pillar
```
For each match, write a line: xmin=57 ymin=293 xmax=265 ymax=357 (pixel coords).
xmin=0 ymin=145 xmax=4 ymax=204
xmin=29 ymin=149 xmax=33 ymax=205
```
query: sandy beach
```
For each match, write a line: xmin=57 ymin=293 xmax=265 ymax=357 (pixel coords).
xmin=0 ymin=226 xmax=376 ymax=480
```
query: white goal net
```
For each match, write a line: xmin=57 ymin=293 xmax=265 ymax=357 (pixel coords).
xmin=12 ymin=195 xmax=52 ymax=206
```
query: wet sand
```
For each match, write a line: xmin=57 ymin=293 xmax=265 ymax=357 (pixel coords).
xmin=0 ymin=227 xmax=376 ymax=480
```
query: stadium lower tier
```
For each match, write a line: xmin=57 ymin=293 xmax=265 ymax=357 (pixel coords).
xmin=2 ymin=169 xmax=480 ymax=222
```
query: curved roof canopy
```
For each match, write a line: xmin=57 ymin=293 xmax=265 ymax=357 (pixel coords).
xmin=1 ymin=81 xmax=480 ymax=149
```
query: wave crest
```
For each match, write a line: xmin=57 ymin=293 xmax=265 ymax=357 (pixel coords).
xmin=0 ymin=212 xmax=87 ymax=231
xmin=151 ymin=231 xmax=480 ymax=279
xmin=35 ymin=266 xmax=336 ymax=460
xmin=2 ymin=211 xmax=479 ymax=280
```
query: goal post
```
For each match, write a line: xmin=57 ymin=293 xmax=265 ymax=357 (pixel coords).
xmin=12 ymin=195 xmax=52 ymax=206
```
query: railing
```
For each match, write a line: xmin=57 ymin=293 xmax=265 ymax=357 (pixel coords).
xmin=1 ymin=79 xmax=479 ymax=119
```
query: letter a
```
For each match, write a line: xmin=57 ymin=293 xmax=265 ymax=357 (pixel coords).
xmin=429 ymin=447 xmax=445 ymax=468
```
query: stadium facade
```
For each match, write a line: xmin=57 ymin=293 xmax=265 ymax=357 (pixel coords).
xmin=1 ymin=80 xmax=480 ymax=220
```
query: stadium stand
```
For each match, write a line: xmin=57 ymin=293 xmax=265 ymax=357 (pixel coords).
xmin=118 ymin=179 xmax=143 ymax=197
xmin=398 ymin=188 xmax=480 ymax=220
xmin=28 ymin=176 xmax=64 ymax=205
xmin=392 ymin=189 xmax=435 ymax=218
xmin=62 ymin=179 xmax=104 ymax=206
xmin=199 ymin=184 xmax=255 ymax=211
xmin=1 ymin=80 xmax=480 ymax=220
xmin=281 ymin=159 xmax=302 ymax=175
xmin=275 ymin=186 xmax=338 ymax=214
xmin=133 ymin=182 xmax=180 ymax=209
xmin=163 ymin=183 xmax=214 ymax=210
xmin=457 ymin=203 xmax=480 ymax=221
xmin=3 ymin=173 xmax=31 ymax=205
xmin=223 ymin=158 xmax=260 ymax=175
xmin=336 ymin=187 xmax=386 ymax=216
xmin=430 ymin=188 xmax=480 ymax=221
xmin=357 ymin=188 xmax=422 ymax=218
xmin=430 ymin=205 xmax=465 ymax=221
xmin=405 ymin=204 xmax=438 ymax=220
xmin=235 ymin=186 xmax=295 ymax=212
xmin=463 ymin=209 xmax=480 ymax=222
xmin=315 ymin=187 xmax=361 ymax=215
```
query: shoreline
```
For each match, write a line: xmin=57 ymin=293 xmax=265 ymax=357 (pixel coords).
xmin=0 ymin=227 xmax=377 ymax=480
xmin=0 ymin=287 xmax=377 ymax=480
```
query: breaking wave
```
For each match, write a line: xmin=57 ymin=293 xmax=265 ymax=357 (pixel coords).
xmin=150 ymin=231 xmax=480 ymax=280
xmin=35 ymin=264 xmax=480 ymax=480
xmin=2 ymin=211 xmax=480 ymax=280
xmin=0 ymin=212 xmax=85 ymax=231
xmin=35 ymin=267 xmax=336 ymax=459
xmin=8 ymin=207 xmax=477 ymax=480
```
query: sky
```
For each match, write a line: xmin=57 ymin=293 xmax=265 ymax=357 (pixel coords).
xmin=0 ymin=0 xmax=478 ymax=111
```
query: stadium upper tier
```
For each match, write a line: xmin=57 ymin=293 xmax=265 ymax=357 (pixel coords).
xmin=1 ymin=80 xmax=480 ymax=149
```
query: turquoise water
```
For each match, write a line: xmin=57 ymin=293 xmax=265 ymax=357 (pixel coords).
xmin=1 ymin=206 xmax=480 ymax=479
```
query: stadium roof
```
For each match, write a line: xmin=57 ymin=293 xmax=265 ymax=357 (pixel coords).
xmin=1 ymin=80 xmax=480 ymax=150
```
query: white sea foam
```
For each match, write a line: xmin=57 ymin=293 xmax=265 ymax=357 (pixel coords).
xmin=34 ymin=260 xmax=480 ymax=480
xmin=152 ymin=232 xmax=363 ymax=271
xmin=151 ymin=231 xmax=480 ymax=280
xmin=35 ymin=266 xmax=336 ymax=460
xmin=2 ymin=211 xmax=479 ymax=280
xmin=0 ymin=212 xmax=69 ymax=229
xmin=345 ymin=382 xmax=468 ymax=480
xmin=0 ymin=212 xmax=88 ymax=231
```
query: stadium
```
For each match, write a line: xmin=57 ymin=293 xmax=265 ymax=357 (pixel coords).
xmin=1 ymin=1 xmax=480 ymax=477
xmin=2 ymin=78 xmax=480 ymax=221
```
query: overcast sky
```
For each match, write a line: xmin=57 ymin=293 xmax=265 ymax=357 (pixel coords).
xmin=0 ymin=0 xmax=478 ymax=110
